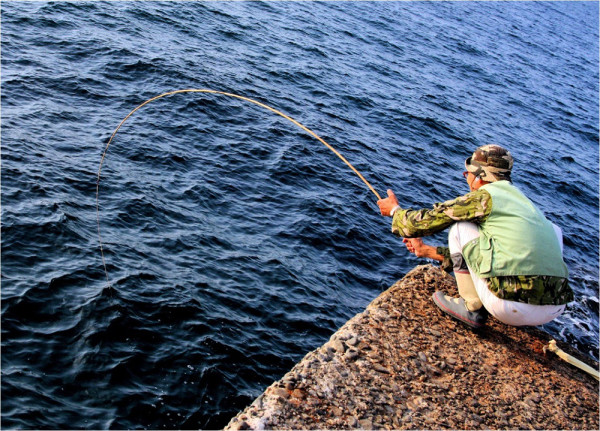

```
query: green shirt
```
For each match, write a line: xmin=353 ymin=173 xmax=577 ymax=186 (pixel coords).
xmin=391 ymin=188 xmax=573 ymax=305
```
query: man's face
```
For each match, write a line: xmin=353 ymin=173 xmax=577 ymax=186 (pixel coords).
xmin=465 ymin=171 xmax=477 ymax=192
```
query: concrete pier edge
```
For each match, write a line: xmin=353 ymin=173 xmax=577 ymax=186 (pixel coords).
xmin=225 ymin=264 xmax=599 ymax=430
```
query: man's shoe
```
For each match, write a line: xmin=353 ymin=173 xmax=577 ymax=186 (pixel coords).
xmin=432 ymin=291 xmax=488 ymax=329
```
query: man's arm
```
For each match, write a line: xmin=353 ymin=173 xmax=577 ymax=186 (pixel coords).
xmin=378 ymin=188 xmax=492 ymax=238
xmin=377 ymin=187 xmax=490 ymax=272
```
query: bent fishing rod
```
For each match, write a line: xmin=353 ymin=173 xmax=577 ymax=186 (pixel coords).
xmin=96 ymin=88 xmax=382 ymax=284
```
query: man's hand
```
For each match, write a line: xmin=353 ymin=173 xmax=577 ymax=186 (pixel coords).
xmin=402 ymin=237 xmax=444 ymax=262
xmin=403 ymin=238 xmax=428 ymax=257
xmin=377 ymin=189 xmax=400 ymax=216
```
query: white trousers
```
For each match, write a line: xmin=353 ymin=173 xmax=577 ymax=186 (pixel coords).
xmin=448 ymin=222 xmax=566 ymax=326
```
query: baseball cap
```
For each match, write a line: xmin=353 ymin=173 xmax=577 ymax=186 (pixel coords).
xmin=465 ymin=144 xmax=513 ymax=182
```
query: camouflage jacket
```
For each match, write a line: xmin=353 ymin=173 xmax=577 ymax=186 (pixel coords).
xmin=391 ymin=189 xmax=573 ymax=306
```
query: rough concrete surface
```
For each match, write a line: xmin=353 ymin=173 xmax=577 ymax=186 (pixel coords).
xmin=225 ymin=264 xmax=599 ymax=430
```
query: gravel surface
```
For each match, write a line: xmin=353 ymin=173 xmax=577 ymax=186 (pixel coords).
xmin=225 ymin=265 xmax=599 ymax=430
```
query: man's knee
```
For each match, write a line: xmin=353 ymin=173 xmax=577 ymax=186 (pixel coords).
xmin=448 ymin=221 xmax=480 ymax=254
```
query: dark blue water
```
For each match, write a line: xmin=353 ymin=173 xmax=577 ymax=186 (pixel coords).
xmin=2 ymin=1 xmax=598 ymax=429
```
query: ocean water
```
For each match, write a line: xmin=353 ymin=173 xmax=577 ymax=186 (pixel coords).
xmin=1 ymin=1 xmax=598 ymax=429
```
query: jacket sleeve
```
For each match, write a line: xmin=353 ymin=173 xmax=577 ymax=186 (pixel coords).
xmin=391 ymin=189 xmax=492 ymax=238
xmin=436 ymin=246 xmax=454 ymax=273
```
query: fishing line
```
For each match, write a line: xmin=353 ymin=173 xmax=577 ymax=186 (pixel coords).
xmin=96 ymin=88 xmax=381 ymax=284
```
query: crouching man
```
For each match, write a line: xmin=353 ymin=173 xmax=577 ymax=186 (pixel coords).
xmin=377 ymin=145 xmax=573 ymax=328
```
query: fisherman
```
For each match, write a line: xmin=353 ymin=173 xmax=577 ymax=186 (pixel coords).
xmin=377 ymin=144 xmax=573 ymax=328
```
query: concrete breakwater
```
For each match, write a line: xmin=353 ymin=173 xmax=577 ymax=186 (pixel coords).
xmin=225 ymin=265 xmax=599 ymax=430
